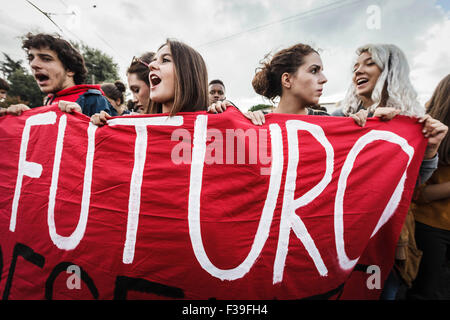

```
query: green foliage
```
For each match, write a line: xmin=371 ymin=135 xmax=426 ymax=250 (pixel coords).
xmin=0 ymin=41 xmax=120 ymax=108
xmin=249 ymin=104 xmax=273 ymax=112
xmin=0 ymin=52 xmax=25 ymax=77
xmin=8 ymin=69 xmax=45 ymax=108
xmin=72 ymin=42 xmax=119 ymax=84
xmin=0 ymin=53 xmax=44 ymax=108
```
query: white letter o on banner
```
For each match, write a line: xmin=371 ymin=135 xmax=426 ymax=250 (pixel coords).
xmin=334 ymin=130 xmax=414 ymax=271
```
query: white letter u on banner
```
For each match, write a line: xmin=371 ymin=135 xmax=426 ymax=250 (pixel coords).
xmin=188 ymin=115 xmax=284 ymax=281
xmin=48 ymin=119 xmax=97 ymax=250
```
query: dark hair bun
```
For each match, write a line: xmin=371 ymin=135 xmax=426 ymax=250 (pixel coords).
xmin=252 ymin=67 xmax=268 ymax=97
xmin=252 ymin=62 xmax=277 ymax=100
xmin=114 ymin=80 xmax=126 ymax=93
xmin=252 ymin=43 xmax=317 ymax=101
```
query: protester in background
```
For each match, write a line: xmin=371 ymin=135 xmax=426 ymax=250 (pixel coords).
xmin=408 ymin=74 xmax=450 ymax=300
xmin=90 ymin=39 xmax=208 ymax=125
xmin=0 ymin=77 xmax=9 ymax=102
xmin=127 ymin=52 xmax=154 ymax=114
xmin=333 ymin=44 xmax=448 ymax=300
xmin=0 ymin=33 xmax=112 ymax=117
xmin=310 ymin=104 xmax=328 ymax=112
xmin=101 ymin=80 xmax=129 ymax=116
xmin=208 ymin=79 xmax=226 ymax=105
xmin=126 ymin=99 xmax=136 ymax=112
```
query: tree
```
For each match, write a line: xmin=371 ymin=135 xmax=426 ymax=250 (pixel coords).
xmin=72 ymin=42 xmax=120 ymax=84
xmin=249 ymin=104 xmax=273 ymax=112
xmin=0 ymin=41 xmax=120 ymax=108
xmin=0 ymin=52 xmax=25 ymax=77
xmin=8 ymin=69 xmax=45 ymax=108
xmin=0 ymin=53 xmax=44 ymax=108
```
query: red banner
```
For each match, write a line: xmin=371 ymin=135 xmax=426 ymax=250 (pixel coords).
xmin=0 ymin=105 xmax=426 ymax=300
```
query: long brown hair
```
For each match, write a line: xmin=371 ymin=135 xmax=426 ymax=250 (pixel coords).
xmin=148 ymin=39 xmax=209 ymax=116
xmin=427 ymin=74 xmax=450 ymax=165
xmin=127 ymin=52 xmax=154 ymax=86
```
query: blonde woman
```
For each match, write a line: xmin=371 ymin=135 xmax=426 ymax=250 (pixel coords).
xmin=333 ymin=44 xmax=448 ymax=300
xmin=334 ymin=44 xmax=446 ymax=184
xmin=335 ymin=44 xmax=424 ymax=118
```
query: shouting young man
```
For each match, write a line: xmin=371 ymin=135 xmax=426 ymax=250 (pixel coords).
xmin=1 ymin=33 xmax=112 ymax=116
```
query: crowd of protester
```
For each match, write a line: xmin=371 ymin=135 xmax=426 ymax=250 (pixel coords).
xmin=0 ymin=32 xmax=448 ymax=300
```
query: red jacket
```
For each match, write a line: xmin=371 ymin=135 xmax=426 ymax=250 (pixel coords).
xmin=45 ymin=84 xmax=103 ymax=104
xmin=45 ymin=84 xmax=112 ymax=117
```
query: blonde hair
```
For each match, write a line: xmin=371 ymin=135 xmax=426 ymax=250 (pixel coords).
xmin=341 ymin=44 xmax=424 ymax=117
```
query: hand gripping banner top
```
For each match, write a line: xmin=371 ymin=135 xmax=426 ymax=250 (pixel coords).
xmin=0 ymin=105 xmax=427 ymax=300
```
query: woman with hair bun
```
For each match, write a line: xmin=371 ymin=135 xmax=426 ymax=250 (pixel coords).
xmin=101 ymin=80 xmax=129 ymax=116
xmin=208 ymin=43 xmax=329 ymax=124
xmin=251 ymin=43 xmax=328 ymax=118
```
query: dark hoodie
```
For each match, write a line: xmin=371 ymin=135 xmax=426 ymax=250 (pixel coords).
xmin=45 ymin=84 xmax=112 ymax=117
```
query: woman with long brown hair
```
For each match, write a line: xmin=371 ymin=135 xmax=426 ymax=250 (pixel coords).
xmin=409 ymin=74 xmax=450 ymax=299
xmin=146 ymin=39 xmax=209 ymax=115
xmin=90 ymin=39 xmax=208 ymax=125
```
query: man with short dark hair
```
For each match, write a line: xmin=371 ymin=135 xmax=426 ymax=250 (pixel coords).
xmin=1 ymin=32 xmax=111 ymax=116
xmin=208 ymin=79 xmax=226 ymax=105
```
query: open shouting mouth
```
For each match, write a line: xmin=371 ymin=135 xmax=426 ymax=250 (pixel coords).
xmin=34 ymin=73 xmax=50 ymax=86
xmin=150 ymin=74 xmax=161 ymax=87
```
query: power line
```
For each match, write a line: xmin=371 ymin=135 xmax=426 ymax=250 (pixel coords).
xmin=197 ymin=0 xmax=364 ymax=49
xmin=24 ymin=0 xmax=125 ymax=62
xmin=58 ymin=2 xmax=127 ymax=61
xmin=25 ymin=0 xmax=84 ymax=43
xmin=25 ymin=0 xmax=65 ymax=33
xmin=92 ymin=30 xmax=128 ymax=62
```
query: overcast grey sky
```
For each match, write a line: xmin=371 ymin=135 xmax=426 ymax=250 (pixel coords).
xmin=0 ymin=0 xmax=449 ymax=111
